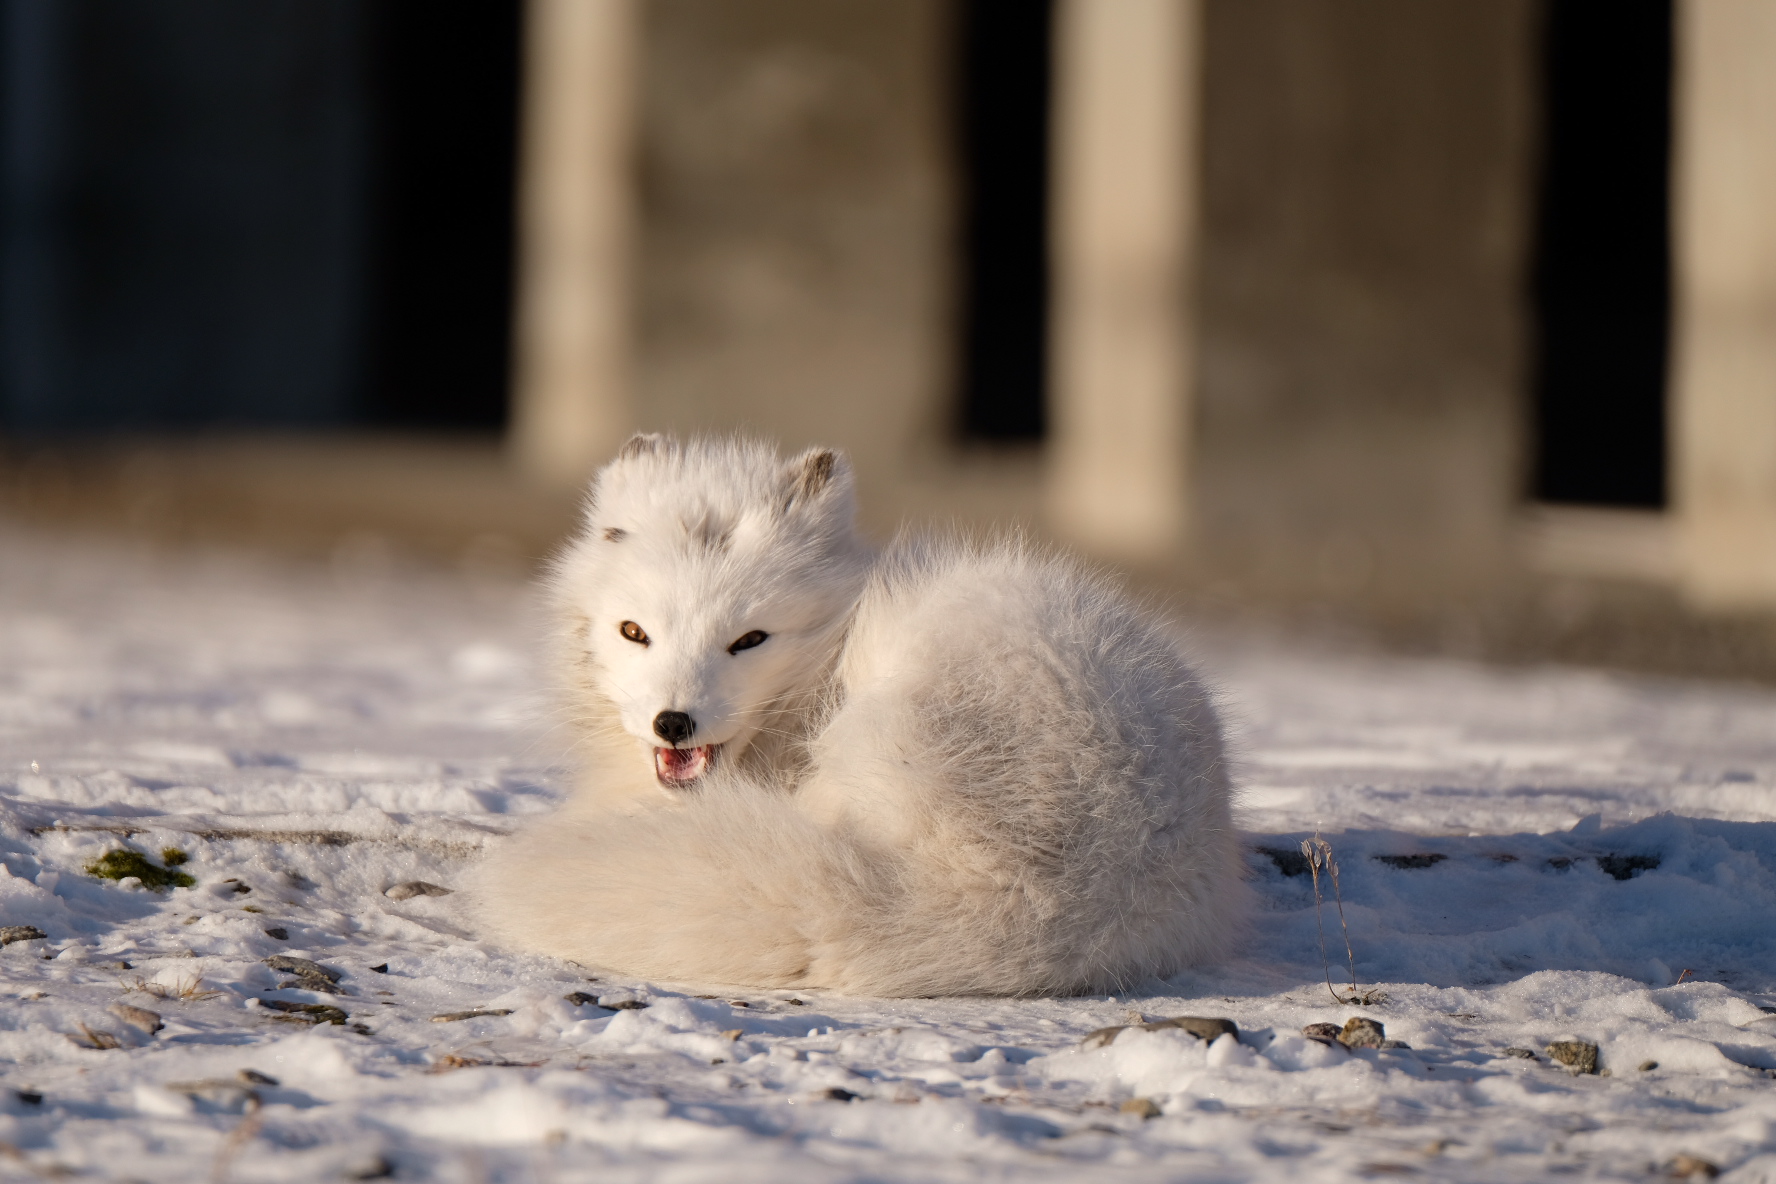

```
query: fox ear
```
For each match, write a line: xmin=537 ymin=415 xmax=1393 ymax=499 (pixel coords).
xmin=781 ymin=447 xmax=849 ymax=514
xmin=617 ymin=432 xmax=666 ymax=461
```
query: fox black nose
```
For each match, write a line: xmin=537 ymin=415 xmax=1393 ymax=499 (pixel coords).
xmin=653 ymin=710 xmax=695 ymax=745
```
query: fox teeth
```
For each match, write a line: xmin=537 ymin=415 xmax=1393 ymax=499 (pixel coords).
xmin=654 ymin=744 xmax=714 ymax=785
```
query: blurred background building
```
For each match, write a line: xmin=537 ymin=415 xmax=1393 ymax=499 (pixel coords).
xmin=3 ymin=0 xmax=1775 ymax=677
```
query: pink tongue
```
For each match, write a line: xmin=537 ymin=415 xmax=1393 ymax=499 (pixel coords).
xmin=656 ymin=746 xmax=708 ymax=782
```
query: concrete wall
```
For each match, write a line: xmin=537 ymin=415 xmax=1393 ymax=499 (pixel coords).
xmin=1193 ymin=0 xmax=1539 ymax=599
xmin=630 ymin=0 xmax=955 ymax=526
xmin=512 ymin=0 xmax=1547 ymax=595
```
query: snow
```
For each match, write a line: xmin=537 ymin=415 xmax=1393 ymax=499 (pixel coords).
xmin=4 ymin=521 xmax=1776 ymax=1182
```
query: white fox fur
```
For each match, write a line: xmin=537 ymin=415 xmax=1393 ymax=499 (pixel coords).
xmin=475 ymin=436 xmax=1247 ymax=996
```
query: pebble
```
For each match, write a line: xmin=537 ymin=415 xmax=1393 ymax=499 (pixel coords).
xmin=1082 ymin=1015 xmax=1238 ymax=1050
xmin=1503 ymin=1048 xmax=1538 ymax=1059
xmin=238 ymin=1069 xmax=279 ymax=1086
xmin=384 ymin=881 xmax=453 ymax=901
xmin=1545 ymin=1041 xmax=1599 ymax=1074
xmin=109 ymin=1004 xmax=163 ymax=1034
xmin=259 ymin=1000 xmax=348 ymax=1026
xmin=1640 ymin=1060 xmax=1660 ymax=1071
xmin=67 ymin=1026 xmax=120 ymax=1051
xmin=263 ymin=928 xmax=288 ymax=941
xmin=1303 ymin=1023 xmax=1344 ymax=1046
xmin=164 ymin=1079 xmax=258 ymax=1113
xmin=343 ymin=1154 xmax=396 ymax=1181
xmin=1339 ymin=1018 xmax=1386 ymax=1049
xmin=0 ymin=925 xmax=47 ymax=946
xmin=264 ymin=955 xmax=339 ymax=983
xmin=1150 ymin=1016 xmax=1239 ymax=1042
xmin=821 ymin=1088 xmax=861 ymax=1102
xmin=430 ymin=1009 xmax=514 ymax=1023
xmin=1120 ymin=1098 xmax=1162 ymax=1119
xmin=1667 ymin=1154 xmax=1720 ymax=1179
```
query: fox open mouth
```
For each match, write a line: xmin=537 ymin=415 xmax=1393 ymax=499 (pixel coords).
xmin=654 ymin=744 xmax=718 ymax=786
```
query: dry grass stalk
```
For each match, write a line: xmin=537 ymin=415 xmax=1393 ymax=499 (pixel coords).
xmin=70 ymin=1023 xmax=121 ymax=1051
xmin=1300 ymin=834 xmax=1365 ymax=1005
xmin=122 ymin=973 xmax=224 ymax=1002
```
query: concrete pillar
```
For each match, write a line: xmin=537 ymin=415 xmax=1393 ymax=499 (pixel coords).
xmin=1046 ymin=0 xmax=1198 ymax=563
xmin=1672 ymin=0 xmax=1776 ymax=609
xmin=508 ymin=0 xmax=638 ymax=489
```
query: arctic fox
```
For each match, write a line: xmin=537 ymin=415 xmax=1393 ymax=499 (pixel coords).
xmin=476 ymin=435 xmax=1247 ymax=996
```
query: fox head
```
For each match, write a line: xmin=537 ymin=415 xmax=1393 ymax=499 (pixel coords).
xmin=553 ymin=435 xmax=871 ymax=789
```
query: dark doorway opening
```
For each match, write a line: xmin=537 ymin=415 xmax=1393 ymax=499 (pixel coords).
xmin=0 ymin=0 xmax=521 ymax=434
xmin=955 ymin=0 xmax=1052 ymax=442
xmin=362 ymin=1 xmax=522 ymax=431
xmin=1531 ymin=0 xmax=1673 ymax=508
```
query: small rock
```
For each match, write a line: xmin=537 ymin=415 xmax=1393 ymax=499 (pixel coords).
xmin=164 ymin=1079 xmax=258 ymax=1113
xmin=384 ymin=881 xmax=453 ymax=901
xmin=729 ymin=1000 xmax=751 ymax=1008
xmin=1373 ymin=853 xmax=1447 ymax=869
xmin=109 ymin=1004 xmax=163 ymax=1034
xmin=369 ymin=963 xmax=389 ymax=974
xmin=720 ymin=1029 xmax=743 ymax=1041
xmin=110 ymin=960 xmax=132 ymax=970
xmin=1667 ymin=1155 xmax=1720 ymax=1179
xmin=263 ymin=928 xmax=288 ymax=941
xmin=603 ymin=998 xmax=648 ymax=1010
xmin=563 ymin=991 xmax=600 ymax=1007
xmin=277 ymin=977 xmax=342 ymax=995
xmin=344 ymin=1154 xmax=396 ymax=1181
xmin=1545 ymin=1040 xmax=1599 ymax=1074
xmin=0 ymin=925 xmax=47 ymax=946
xmin=821 ymin=1087 xmax=861 ymax=1102
xmin=1380 ymin=1039 xmax=1412 ymax=1050
xmin=1339 ymin=1018 xmax=1386 ymax=1049
xmin=1597 ymin=853 xmax=1661 ymax=881
xmin=1083 ymin=1015 xmax=1238 ymax=1050
xmin=429 ymin=1009 xmax=514 ymax=1023
xmin=1148 ymin=1016 xmax=1239 ymax=1043
xmin=1502 ymin=1047 xmax=1537 ymax=1059
xmin=68 ymin=1024 xmax=121 ymax=1050
xmin=259 ymin=1000 xmax=348 ymax=1026
xmin=264 ymin=955 xmax=339 ymax=983
xmin=1081 ymin=1026 xmax=1126 ymax=1049
xmin=16 ymin=1091 xmax=41 ymax=1105
xmin=1303 ymin=1023 xmax=1344 ymax=1046
xmin=1120 ymin=1097 xmax=1162 ymax=1119
xmin=221 ymin=879 xmax=252 ymax=895
xmin=237 ymin=1069 xmax=279 ymax=1086
xmin=1639 ymin=1060 xmax=1659 ymax=1071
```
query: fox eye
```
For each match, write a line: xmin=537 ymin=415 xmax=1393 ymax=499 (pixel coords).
xmin=619 ymin=621 xmax=649 ymax=646
xmin=727 ymin=630 xmax=769 ymax=655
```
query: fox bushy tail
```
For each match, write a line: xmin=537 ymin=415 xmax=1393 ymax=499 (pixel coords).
xmin=474 ymin=781 xmax=920 ymax=992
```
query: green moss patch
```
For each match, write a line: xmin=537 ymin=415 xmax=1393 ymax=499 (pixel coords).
xmin=85 ymin=849 xmax=196 ymax=890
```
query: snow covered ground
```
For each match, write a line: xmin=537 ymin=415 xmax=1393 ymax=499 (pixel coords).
xmin=3 ymin=520 xmax=1776 ymax=1182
